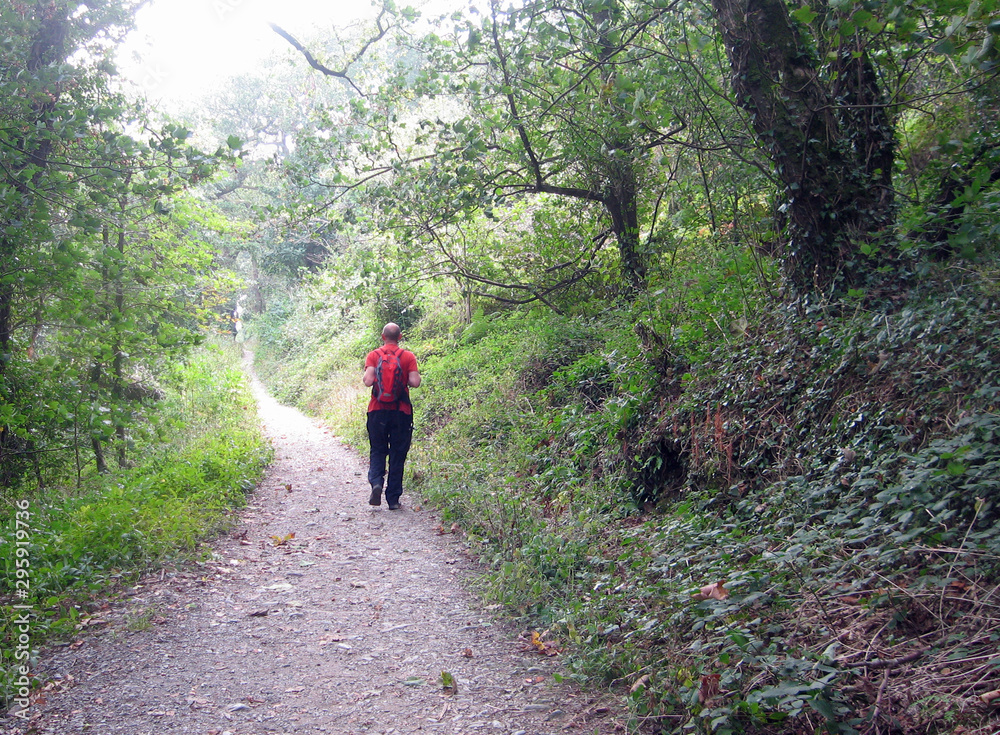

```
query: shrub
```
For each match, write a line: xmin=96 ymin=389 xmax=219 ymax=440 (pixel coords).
xmin=0 ymin=341 xmax=271 ymax=708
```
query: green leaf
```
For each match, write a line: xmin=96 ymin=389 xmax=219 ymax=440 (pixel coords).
xmin=934 ymin=39 xmax=956 ymax=55
xmin=792 ymin=5 xmax=818 ymax=24
xmin=440 ymin=670 xmax=457 ymax=691
xmin=808 ymin=696 xmax=837 ymax=721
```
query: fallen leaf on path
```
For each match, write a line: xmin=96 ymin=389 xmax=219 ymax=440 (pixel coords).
xmin=270 ymin=532 xmax=295 ymax=546
xmin=461 ymin=648 xmax=473 ymax=658
xmin=440 ymin=670 xmax=458 ymax=694
xmin=524 ymin=630 xmax=560 ymax=656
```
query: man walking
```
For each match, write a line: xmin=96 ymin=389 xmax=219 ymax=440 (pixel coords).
xmin=363 ymin=323 xmax=421 ymax=510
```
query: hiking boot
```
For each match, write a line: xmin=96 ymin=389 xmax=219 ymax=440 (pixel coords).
xmin=387 ymin=500 xmax=401 ymax=510
xmin=368 ymin=484 xmax=382 ymax=506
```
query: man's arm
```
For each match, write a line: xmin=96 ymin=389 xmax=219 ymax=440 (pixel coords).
xmin=408 ymin=370 xmax=421 ymax=388
xmin=363 ymin=366 xmax=376 ymax=387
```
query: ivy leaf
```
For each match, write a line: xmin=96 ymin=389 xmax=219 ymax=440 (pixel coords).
xmin=792 ymin=5 xmax=818 ymax=24
xmin=946 ymin=461 xmax=966 ymax=476
xmin=808 ymin=695 xmax=837 ymax=721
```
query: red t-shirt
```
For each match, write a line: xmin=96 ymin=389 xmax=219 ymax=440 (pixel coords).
xmin=366 ymin=345 xmax=419 ymax=415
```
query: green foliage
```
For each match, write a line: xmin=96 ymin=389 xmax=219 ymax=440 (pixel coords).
xmin=203 ymin=0 xmax=1000 ymax=731
xmin=259 ymin=251 xmax=999 ymax=734
xmin=0 ymin=2 xmax=240 ymax=488
xmin=0 ymin=343 xmax=271 ymax=706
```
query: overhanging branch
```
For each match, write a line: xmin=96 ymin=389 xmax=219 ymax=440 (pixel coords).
xmin=269 ymin=22 xmax=376 ymax=96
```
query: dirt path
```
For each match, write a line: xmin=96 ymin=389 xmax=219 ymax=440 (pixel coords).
xmin=3 ymin=367 xmax=622 ymax=735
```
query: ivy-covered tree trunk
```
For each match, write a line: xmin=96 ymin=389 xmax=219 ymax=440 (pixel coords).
xmin=606 ymin=173 xmax=646 ymax=294
xmin=709 ymin=0 xmax=896 ymax=294
xmin=595 ymin=3 xmax=647 ymax=295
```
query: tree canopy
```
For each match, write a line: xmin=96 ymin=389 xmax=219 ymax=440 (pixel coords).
xmin=0 ymin=0 xmax=239 ymax=486
xmin=272 ymin=0 xmax=999 ymax=302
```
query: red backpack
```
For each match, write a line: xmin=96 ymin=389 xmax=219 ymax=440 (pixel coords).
xmin=372 ymin=346 xmax=408 ymax=405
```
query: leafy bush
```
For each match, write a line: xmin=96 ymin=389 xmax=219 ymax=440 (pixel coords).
xmin=250 ymin=241 xmax=1000 ymax=734
xmin=0 ymin=342 xmax=271 ymax=707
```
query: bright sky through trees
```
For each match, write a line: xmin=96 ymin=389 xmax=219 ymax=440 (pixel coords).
xmin=117 ymin=0 xmax=376 ymax=104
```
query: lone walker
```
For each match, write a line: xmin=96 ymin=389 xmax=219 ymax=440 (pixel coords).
xmin=363 ymin=322 xmax=421 ymax=510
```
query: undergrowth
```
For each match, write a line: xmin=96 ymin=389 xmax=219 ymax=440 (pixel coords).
xmin=0 ymin=342 xmax=271 ymax=708
xmin=252 ymin=252 xmax=1000 ymax=734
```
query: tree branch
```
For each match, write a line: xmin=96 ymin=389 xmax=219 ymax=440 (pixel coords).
xmin=269 ymin=23 xmax=365 ymax=95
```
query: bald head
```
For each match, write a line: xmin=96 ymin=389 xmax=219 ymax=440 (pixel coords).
xmin=381 ymin=323 xmax=402 ymax=343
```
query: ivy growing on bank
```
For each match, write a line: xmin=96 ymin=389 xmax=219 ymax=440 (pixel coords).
xmin=253 ymin=261 xmax=1000 ymax=734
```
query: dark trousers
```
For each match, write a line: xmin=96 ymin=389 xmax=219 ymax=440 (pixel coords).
xmin=367 ymin=409 xmax=413 ymax=503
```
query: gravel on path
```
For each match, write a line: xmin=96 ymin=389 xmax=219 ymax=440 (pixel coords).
xmin=2 ymin=364 xmax=622 ymax=735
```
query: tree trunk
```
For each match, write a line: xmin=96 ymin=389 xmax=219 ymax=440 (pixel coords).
xmin=607 ymin=177 xmax=646 ymax=294
xmin=596 ymin=2 xmax=647 ymax=296
xmin=250 ymin=250 xmax=266 ymax=315
xmin=113 ymin=226 xmax=128 ymax=468
xmin=90 ymin=362 xmax=109 ymax=474
xmin=91 ymin=436 xmax=108 ymax=474
xmin=710 ymin=0 xmax=896 ymax=294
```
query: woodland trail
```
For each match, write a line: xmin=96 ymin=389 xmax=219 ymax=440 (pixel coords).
xmin=2 ymin=363 xmax=621 ymax=735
